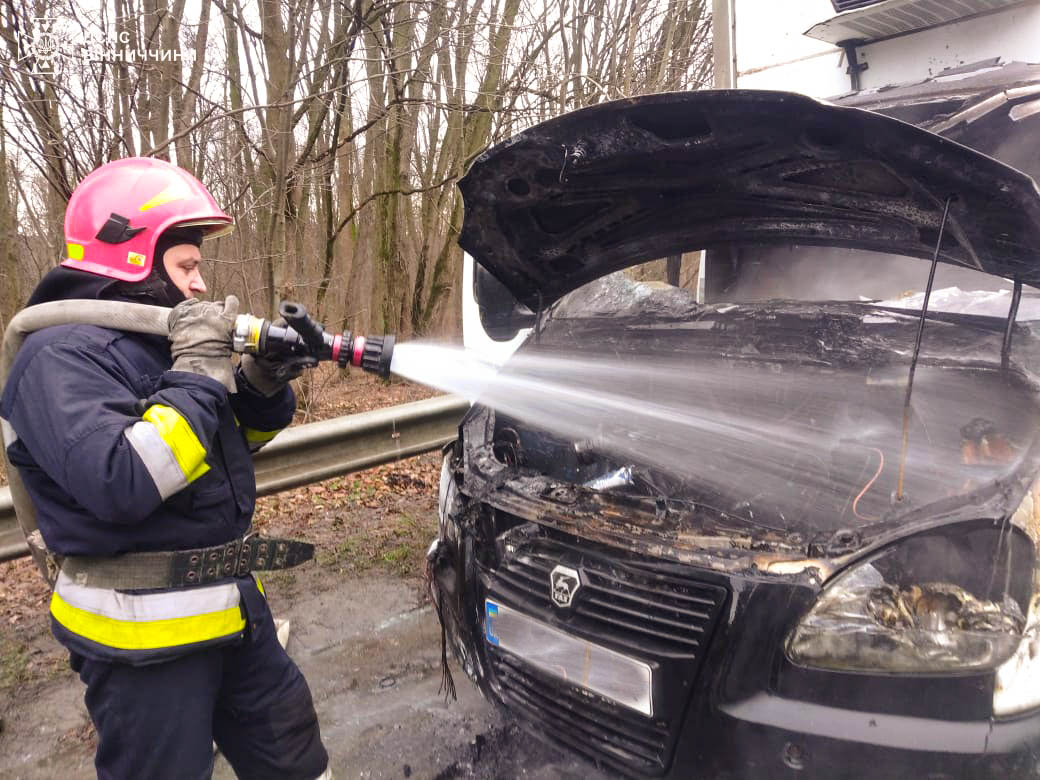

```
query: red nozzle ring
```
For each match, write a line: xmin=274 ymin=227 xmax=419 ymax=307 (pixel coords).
xmin=351 ymin=336 xmax=366 ymax=368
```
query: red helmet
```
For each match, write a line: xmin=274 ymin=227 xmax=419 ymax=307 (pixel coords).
xmin=62 ymin=157 xmax=233 ymax=282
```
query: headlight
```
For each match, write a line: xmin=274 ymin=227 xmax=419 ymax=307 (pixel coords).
xmin=787 ymin=525 xmax=1030 ymax=673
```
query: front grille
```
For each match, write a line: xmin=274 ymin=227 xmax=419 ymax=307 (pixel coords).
xmin=483 ymin=533 xmax=728 ymax=774
xmin=491 ymin=651 xmax=671 ymax=772
xmin=492 ymin=541 xmax=726 ymax=657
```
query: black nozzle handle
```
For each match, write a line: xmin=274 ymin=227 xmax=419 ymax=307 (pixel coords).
xmin=278 ymin=301 xmax=330 ymax=357
xmin=278 ymin=301 xmax=324 ymax=352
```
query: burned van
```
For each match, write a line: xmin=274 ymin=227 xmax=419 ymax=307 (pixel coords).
xmin=427 ymin=90 xmax=1040 ymax=777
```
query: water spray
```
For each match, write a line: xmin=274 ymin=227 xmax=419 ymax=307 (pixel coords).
xmin=232 ymin=301 xmax=396 ymax=378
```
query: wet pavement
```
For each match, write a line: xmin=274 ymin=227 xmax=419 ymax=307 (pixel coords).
xmin=1 ymin=567 xmax=615 ymax=779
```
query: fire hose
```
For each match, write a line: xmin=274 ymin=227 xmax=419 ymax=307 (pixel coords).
xmin=0 ymin=298 xmax=396 ymax=582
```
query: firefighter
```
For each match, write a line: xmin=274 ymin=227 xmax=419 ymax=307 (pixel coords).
xmin=0 ymin=158 xmax=330 ymax=779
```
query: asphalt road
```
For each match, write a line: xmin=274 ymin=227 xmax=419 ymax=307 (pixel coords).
xmin=1 ymin=567 xmax=615 ymax=779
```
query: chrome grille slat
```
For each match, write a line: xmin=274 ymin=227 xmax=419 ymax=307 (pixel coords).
xmin=575 ymin=606 xmax=701 ymax=648
xmin=584 ymin=582 xmax=714 ymax=619
xmin=493 ymin=567 xmax=547 ymax=598
xmin=582 ymin=593 xmax=709 ymax=631
xmin=583 ymin=571 xmax=720 ymax=609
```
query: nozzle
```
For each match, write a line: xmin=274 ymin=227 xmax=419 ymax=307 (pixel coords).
xmin=232 ymin=302 xmax=395 ymax=379
xmin=358 ymin=334 xmax=395 ymax=379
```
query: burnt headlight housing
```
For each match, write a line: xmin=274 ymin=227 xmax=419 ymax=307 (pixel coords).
xmin=787 ymin=523 xmax=1032 ymax=674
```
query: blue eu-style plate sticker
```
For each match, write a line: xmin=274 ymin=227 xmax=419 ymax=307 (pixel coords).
xmin=485 ymin=600 xmax=500 ymax=646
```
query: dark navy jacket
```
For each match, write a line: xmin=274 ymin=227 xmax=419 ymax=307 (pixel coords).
xmin=0 ymin=272 xmax=294 ymax=557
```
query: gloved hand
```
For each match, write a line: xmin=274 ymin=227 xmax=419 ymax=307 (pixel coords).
xmin=241 ymin=352 xmax=318 ymax=396
xmin=168 ymin=296 xmax=239 ymax=392
xmin=240 ymin=318 xmax=318 ymax=396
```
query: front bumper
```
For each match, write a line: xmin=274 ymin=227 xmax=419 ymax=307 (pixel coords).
xmin=706 ymin=693 xmax=1040 ymax=778
xmin=429 ymin=517 xmax=1040 ymax=778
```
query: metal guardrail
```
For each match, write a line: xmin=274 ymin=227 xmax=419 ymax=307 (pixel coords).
xmin=0 ymin=394 xmax=468 ymax=563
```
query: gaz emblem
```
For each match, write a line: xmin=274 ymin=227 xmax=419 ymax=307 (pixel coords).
xmin=550 ymin=565 xmax=581 ymax=608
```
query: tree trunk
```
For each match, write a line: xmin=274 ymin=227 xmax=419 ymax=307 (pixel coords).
xmin=0 ymin=107 xmax=20 ymax=330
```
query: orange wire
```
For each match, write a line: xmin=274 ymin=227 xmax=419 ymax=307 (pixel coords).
xmin=853 ymin=447 xmax=884 ymax=521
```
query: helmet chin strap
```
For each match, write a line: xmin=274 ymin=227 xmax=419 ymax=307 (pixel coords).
xmin=112 ymin=272 xmax=185 ymax=309
xmin=134 ymin=226 xmax=204 ymax=307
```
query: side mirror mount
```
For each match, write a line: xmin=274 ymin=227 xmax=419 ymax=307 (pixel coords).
xmin=474 ymin=262 xmax=537 ymax=341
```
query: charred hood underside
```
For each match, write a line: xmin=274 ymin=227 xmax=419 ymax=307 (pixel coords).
xmin=458 ymin=90 xmax=1040 ymax=311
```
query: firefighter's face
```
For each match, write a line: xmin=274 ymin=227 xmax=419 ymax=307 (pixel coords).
xmin=162 ymin=244 xmax=207 ymax=298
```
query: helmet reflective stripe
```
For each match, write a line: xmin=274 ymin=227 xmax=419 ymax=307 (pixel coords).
xmin=138 ymin=178 xmax=192 ymax=212
xmin=124 ymin=404 xmax=210 ymax=500
xmin=50 ymin=571 xmax=244 ymax=651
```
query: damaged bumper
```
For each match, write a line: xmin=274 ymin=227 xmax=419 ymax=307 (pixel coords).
xmin=719 ymin=693 xmax=1040 ymax=767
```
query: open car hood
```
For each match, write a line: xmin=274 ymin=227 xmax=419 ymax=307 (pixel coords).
xmin=458 ymin=90 xmax=1040 ymax=311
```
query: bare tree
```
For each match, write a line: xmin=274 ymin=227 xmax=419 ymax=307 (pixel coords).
xmin=0 ymin=0 xmax=713 ymax=346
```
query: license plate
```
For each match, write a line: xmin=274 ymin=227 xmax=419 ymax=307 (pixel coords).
xmin=485 ymin=599 xmax=653 ymax=716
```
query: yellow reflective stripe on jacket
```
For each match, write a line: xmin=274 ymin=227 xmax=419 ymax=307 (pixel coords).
xmin=243 ymin=427 xmax=279 ymax=444
xmin=142 ymin=404 xmax=210 ymax=483
xmin=50 ymin=573 xmax=244 ymax=651
xmin=242 ymin=425 xmax=282 ymax=453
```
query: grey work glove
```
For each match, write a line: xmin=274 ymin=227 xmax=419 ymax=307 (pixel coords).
xmin=240 ymin=318 xmax=319 ymax=396
xmin=168 ymin=296 xmax=239 ymax=392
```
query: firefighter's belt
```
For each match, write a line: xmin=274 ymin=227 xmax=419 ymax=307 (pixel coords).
xmin=59 ymin=535 xmax=314 ymax=590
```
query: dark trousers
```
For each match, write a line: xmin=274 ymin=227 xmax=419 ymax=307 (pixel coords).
xmin=70 ymin=582 xmax=328 ymax=780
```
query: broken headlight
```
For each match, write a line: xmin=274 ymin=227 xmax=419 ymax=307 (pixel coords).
xmin=787 ymin=525 xmax=1030 ymax=673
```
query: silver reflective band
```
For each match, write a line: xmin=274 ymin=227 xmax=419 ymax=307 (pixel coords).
xmin=55 ymin=571 xmax=241 ymax=621
xmin=485 ymin=599 xmax=653 ymax=717
xmin=0 ymin=416 xmax=18 ymax=445
xmin=124 ymin=420 xmax=188 ymax=500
